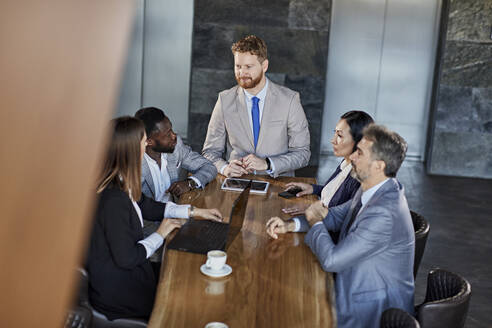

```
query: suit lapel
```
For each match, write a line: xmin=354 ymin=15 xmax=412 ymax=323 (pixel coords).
xmin=340 ymin=188 xmax=363 ymax=239
xmin=256 ymin=81 xmax=276 ymax=151
xmin=141 ymin=157 xmax=156 ymax=198
xmin=166 ymin=153 xmax=179 ymax=183
xmin=363 ymin=179 xmax=396 ymax=209
xmin=235 ymin=87 xmax=255 ymax=150
xmin=340 ymin=179 xmax=397 ymax=238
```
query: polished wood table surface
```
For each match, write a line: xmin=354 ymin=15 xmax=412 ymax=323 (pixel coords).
xmin=148 ymin=175 xmax=335 ymax=328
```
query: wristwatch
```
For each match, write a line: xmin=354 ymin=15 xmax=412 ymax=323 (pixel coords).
xmin=188 ymin=205 xmax=195 ymax=218
xmin=265 ymin=157 xmax=271 ymax=171
xmin=187 ymin=178 xmax=198 ymax=190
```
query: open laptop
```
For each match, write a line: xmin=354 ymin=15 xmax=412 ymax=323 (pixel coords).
xmin=166 ymin=181 xmax=251 ymax=254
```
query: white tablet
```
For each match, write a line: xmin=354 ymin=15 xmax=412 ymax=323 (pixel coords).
xmin=221 ymin=178 xmax=270 ymax=194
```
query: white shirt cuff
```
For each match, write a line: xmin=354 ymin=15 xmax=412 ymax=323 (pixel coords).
xmin=266 ymin=157 xmax=275 ymax=176
xmin=164 ymin=201 xmax=191 ymax=219
xmin=292 ymin=217 xmax=301 ymax=232
xmin=220 ymin=164 xmax=228 ymax=175
xmin=313 ymin=221 xmax=323 ymax=227
xmin=189 ymin=176 xmax=202 ymax=189
xmin=138 ymin=232 xmax=164 ymax=258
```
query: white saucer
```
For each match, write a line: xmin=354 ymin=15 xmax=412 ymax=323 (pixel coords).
xmin=200 ymin=264 xmax=232 ymax=278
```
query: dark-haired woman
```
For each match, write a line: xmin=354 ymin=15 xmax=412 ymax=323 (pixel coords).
xmin=266 ymin=111 xmax=373 ymax=237
xmin=86 ymin=116 xmax=222 ymax=321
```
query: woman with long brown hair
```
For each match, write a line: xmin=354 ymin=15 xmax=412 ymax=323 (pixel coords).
xmin=86 ymin=116 xmax=222 ymax=320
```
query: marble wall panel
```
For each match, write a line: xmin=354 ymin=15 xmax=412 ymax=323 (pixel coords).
xmin=304 ymin=113 xmax=321 ymax=165
xmin=435 ymin=85 xmax=492 ymax=134
xmin=428 ymin=0 xmax=492 ymax=178
xmin=447 ymin=0 xmax=492 ymax=42
xmin=435 ymin=85 xmax=477 ymax=132
xmin=288 ymin=0 xmax=331 ymax=31
xmin=188 ymin=112 xmax=212 ymax=152
xmin=192 ymin=23 xmax=329 ymax=76
xmin=195 ymin=0 xmax=290 ymax=27
xmin=265 ymin=72 xmax=287 ymax=85
xmin=192 ymin=23 xmax=236 ymax=70
xmin=232 ymin=25 xmax=329 ymax=76
xmin=429 ymin=131 xmax=492 ymax=178
xmin=189 ymin=69 xmax=235 ymax=115
xmin=441 ymin=41 xmax=492 ymax=88
xmin=284 ymin=74 xmax=325 ymax=106
xmin=472 ymin=88 xmax=492 ymax=133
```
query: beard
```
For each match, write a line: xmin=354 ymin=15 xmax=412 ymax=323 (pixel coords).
xmin=350 ymin=165 xmax=367 ymax=183
xmin=236 ymin=73 xmax=263 ymax=89
xmin=152 ymin=140 xmax=175 ymax=154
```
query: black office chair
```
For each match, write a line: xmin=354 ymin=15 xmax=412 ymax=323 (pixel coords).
xmin=63 ymin=268 xmax=93 ymax=328
xmin=410 ymin=211 xmax=429 ymax=278
xmin=64 ymin=306 xmax=92 ymax=328
xmin=77 ymin=269 xmax=148 ymax=328
xmin=416 ymin=268 xmax=471 ymax=328
xmin=381 ymin=308 xmax=420 ymax=328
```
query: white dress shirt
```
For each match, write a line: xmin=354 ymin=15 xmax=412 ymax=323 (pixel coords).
xmin=243 ymin=79 xmax=268 ymax=133
xmin=360 ymin=178 xmax=389 ymax=208
xmin=144 ymin=153 xmax=202 ymax=203
xmin=320 ymin=159 xmax=352 ymax=207
xmin=144 ymin=153 xmax=172 ymax=202
xmin=132 ymin=198 xmax=190 ymax=259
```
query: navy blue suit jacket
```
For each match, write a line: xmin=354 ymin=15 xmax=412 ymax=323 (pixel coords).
xmin=312 ymin=161 xmax=360 ymax=208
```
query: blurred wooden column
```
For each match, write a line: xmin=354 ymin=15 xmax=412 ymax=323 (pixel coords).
xmin=0 ymin=1 xmax=134 ymax=327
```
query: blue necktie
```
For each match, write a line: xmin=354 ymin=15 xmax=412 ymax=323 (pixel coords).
xmin=251 ymin=96 xmax=260 ymax=149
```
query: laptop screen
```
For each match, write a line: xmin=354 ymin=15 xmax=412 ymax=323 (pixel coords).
xmin=225 ymin=182 xmax=251 ymax=249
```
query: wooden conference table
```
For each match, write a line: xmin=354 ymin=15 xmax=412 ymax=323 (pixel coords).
xmin=148 ymin=175 xmax=335 ymax=328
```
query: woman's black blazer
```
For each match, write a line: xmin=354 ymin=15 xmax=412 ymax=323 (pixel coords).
xmin=86 ymin=186 xmax=166 ymax=320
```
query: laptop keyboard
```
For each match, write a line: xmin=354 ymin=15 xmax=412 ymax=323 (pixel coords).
xmin=198 ymin=221 xmax=229 ymax=241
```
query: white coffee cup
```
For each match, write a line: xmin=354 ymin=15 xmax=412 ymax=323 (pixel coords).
xmin=206 ymin=250 xmax=227 ymax=272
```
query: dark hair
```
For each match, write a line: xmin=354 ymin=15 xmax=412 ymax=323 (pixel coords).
xmin=231 ymin=35 xmax=268 ymax=62
xmin=134 ymin=107 xmax=168 ymax=137
xmin=340 ymin=110 xmax=374 ymax=152
xmin=362 ymin=124 xmax=408 ymax=178
xmin=97 ymin=116 xmax=145 ymax=200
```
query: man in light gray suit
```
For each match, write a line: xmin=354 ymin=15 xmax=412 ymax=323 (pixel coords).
xmin=202 ymin=35 xmax=310 ymax=178
xmin=135 ymin=107 xmax=217 ymax=201
xmin=266 ymin=124 xmax=414 ymax=328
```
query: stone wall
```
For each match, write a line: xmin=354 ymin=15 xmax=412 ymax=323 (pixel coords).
xmin=187 ymin=0 xmax=331 ymax=166
xmin=428 ymin=0 xmax=492 ymax=178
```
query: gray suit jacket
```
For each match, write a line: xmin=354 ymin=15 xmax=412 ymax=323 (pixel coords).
xmin=303 ymin=178 xmax=415 ymax=328
xmin=202 ymin=80 xmax=311 ymax=177
xmin=141 ymin=136 xmax=217 ymax=200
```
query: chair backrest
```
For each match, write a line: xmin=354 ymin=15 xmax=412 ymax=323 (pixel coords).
xmin=63 ymin=269 xmax=92 ymax=328
xmin=78 ymin=268 xmax=148 ymax=328
xmin=411 ymin=211 xmax=430 ymax=278
xmin=381 ymin=308 xmax=420 ymax=328
xmin=417 ymin=269 xmax=472 ymax=328
xmin=77 ymin=268 xmax=90 ymax=307
xmin=64 ymin=306 xmax=92 ymax=328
